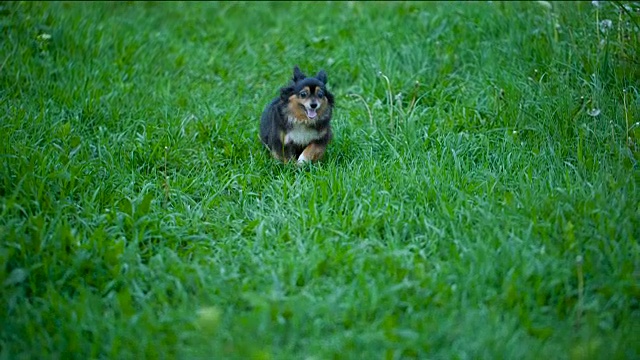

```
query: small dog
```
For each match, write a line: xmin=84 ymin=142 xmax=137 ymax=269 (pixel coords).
xmin=260 ymin=65 xmax=335 ymax=164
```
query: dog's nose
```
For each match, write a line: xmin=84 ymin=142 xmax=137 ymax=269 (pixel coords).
xmin=310 ymin=103 xmax=318 ymax=109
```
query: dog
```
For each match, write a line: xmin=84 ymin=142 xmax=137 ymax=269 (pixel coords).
xmin=259 ymin=65 xmax=334 ymax=164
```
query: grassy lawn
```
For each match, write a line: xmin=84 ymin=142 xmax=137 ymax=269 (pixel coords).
xmin=1 ymin=1 xmax=639 ymax=359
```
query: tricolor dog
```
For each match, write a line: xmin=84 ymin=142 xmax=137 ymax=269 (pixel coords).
xmin=259 ymin=66 xmax=335 ymax=164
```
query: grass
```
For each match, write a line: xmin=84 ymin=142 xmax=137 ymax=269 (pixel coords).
xmin=1 ymin=1 xmax=639 ymax=359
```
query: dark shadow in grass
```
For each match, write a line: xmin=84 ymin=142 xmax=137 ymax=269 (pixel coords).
xmin=250 ymin=137 xmax=357 ymax=175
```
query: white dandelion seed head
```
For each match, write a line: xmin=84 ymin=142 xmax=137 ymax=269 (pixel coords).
xmin=587 ymin=108 xmax=601 ymax=117
xmin=537 ymin=1 xmax=552 ymax=10
xmin=600 ymin=19 xmax=613 ymax=32
xmin=591 ymin=1 xmax=601 ymax=8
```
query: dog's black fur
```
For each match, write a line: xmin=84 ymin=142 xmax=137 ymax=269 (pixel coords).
xmin=260 ymin=66 xmax=335 ymax=163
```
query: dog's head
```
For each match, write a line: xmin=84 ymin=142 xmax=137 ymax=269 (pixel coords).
xmin=280 ymin=65 xmax=334 ymax=122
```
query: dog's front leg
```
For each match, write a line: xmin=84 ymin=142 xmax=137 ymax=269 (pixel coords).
xmin=298 ymin=142 xmax=326 ymax=164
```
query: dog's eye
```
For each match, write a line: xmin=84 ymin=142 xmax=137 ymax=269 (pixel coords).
xmin=299 ymin=91 xmax=308 ymax=98
xmin=317 ymin=90 xmax=324 ymax=98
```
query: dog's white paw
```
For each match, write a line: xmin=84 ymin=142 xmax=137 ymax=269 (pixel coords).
xmin=297 ymin=153 xmax=309 ymax=164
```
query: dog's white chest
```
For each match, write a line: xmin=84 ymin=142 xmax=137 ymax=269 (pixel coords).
xmin=285 ymin=124 xmax=323 ymax=145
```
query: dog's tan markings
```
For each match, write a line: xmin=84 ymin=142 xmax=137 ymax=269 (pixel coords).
xmin=287 ymin=95 xmax=308 ymax=122
xmin=298 ymin=142 xmax=327 ymax=163
xmin=316 ymin=95 xmax=329 ymax=118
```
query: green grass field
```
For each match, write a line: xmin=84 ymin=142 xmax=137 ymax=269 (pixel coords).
xmin=1 ymin=1 xmax=639 ymax=359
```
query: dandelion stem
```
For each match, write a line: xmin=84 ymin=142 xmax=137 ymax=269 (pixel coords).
xmin=623 ymin=89 xmax=630 ymax=148
xmin=408 ymin=81 xmax=420 ymax=118
xmin=379 ymin=72 xmax=394 ymax=129
xmin=576 ymin=255 xmax=584 ymax=329
xmin=596 ymin=6 xmax=600 ymax=45
xmin=349 ymin=94 xmax=373 ymax=126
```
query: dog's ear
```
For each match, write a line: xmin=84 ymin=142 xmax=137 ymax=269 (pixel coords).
xmin=280 ymin=85 xmax=294 ymax=100
xmin=316 ymin=70 xmax=328 ymax=84
xmin=293 ymin=65 xmax=306 ymax=82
